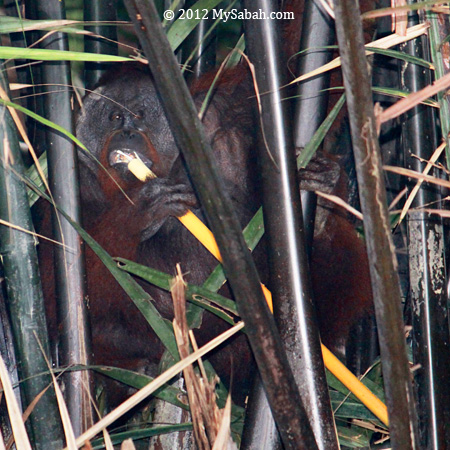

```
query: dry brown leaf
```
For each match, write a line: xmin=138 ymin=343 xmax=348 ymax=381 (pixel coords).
xmin=398 ymin=141 xmax=446 ymax=224
xmin=392 ymin=0 xmax=408 ymax=36
xmin=379 ymin=72 xmax=450 ymax=124
xmin=211 ymin=395 xmax=237 ymax=450
xmin=363 ymin=0 xmax=449 ymax=19
xmin=316 ymin=191 xmax=363 ymax=221
xmin=420 ymin=208 xmax=450 ymax=218
xmin=172 ymin=267 xmax=209 ymax=450
xmin=120 ymin=438 xmax=136 ymax=450
xmin=0 ymin=354 xmax=32 ymax=450
xmin=172 ymin=265 xmax=236 ymax=450
xmin=384 ymin=165 xmax=450 ymax=189
xmin=290 ymin=23 xmax=429 ymax=84
xmin=71 ymin=320 xmax=244 ymax=449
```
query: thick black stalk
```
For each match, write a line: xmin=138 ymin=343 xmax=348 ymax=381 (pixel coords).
xmin=400 ymin=8 xmax=450 ymax=448
xmin=22 ymin=1 xmax=47 ymax=156
xmin=294 ymin=0 xmax=335 ymax=250
xmin=84 ymin=0 xmax=119 ymax=90
xmin=0 ymin=297 xmax=22 ymax=445
xmin=241 ymin=372 xmax=282 ymax=450
xmin=0 ymin=70 xmax=63 ymax=450
xmin=123 ymin=1 xmax=317 ymax=447
xmin=333 ymin=0 xmax=420 ymax=447
xmin=182 ymin=0 xmax=216 ymax=80
xmin=34 ymin=0 xmax=93 ymax=435
xmin=242 ymin=0 xmax=338 ymax=449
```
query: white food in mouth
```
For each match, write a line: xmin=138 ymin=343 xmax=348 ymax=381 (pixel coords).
xmin=109 ymin=149 xmax=136 ymax=165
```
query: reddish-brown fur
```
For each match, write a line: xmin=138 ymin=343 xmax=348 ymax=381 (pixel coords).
xmin=37 ymin=5 xmax=374 ymax=405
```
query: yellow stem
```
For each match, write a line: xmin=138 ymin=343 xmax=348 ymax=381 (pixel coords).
xmin=127 ymin=157 xmax=387 ymax=426
xmin=322 ymin=345 xmax=389 ymax=426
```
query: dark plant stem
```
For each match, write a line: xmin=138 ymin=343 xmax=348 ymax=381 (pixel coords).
xmin=0 ymin=69 xmax=63 ymax=450
xmin=123 ymin=0 xmax=318 ymax=447
xmin=333 ymin=0 xmax=420 ymax=447
xmin=401 ymin=6 xmax=450 ymax=448
xmin=294 ymin=0 xmax=335 ymax=252
xmin=182 ymin=0 xmax=216 ymax=81
xmin=242 ymin=0 xmax=337 ymax=449
xmin=34 ymin=0 xmax=93 ymax=435
xmin=84 ymin=0 xmax=119 ymax=90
